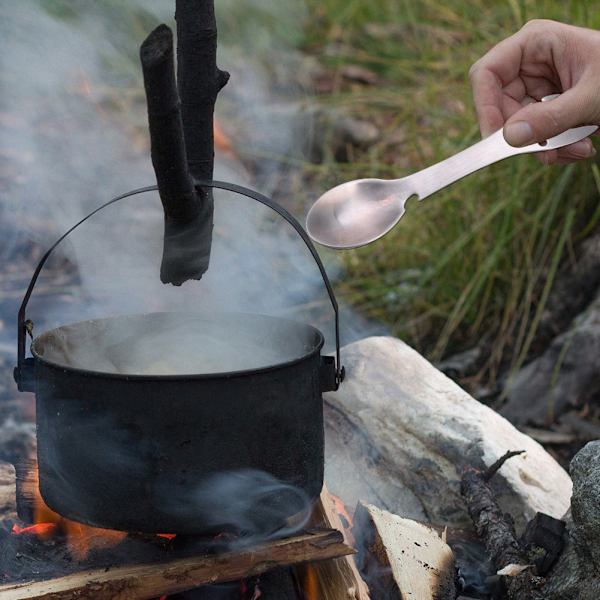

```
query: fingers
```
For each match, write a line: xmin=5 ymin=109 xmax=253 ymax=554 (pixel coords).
xmin=503 ymin=86 xmax=596 ymax=146
xmin=536 ymin=137 xmax=596 ymax=165
xmin=470 ymin=32 xmax=529 ymax=136
xmin=470 ymin=67 xmax=504 ymax=137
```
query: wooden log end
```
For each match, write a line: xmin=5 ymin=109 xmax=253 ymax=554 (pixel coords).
xmin=354 ymin=502 xmax=456 ymax=600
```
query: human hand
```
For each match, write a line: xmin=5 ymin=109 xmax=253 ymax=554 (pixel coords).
xmin=469 ymin=20 xmax=600 ymax=164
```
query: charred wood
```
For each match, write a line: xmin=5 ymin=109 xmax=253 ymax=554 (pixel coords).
xmin=175 ymin=0 xmax=229 ymax=183
xmin=140 ymin=25 xmax=196 ymax=223
xmin=460 ymin=451 xmax=525 ymax=569
xmin=460 ymin=450 xmax=545 ymax=599
xmin=520 ymin=513 xmax=565 ymax=576
xmin=140 ymin=0 xmax=229 ymax=286
xmin=0 ymin=528 xmax=353 ymax=600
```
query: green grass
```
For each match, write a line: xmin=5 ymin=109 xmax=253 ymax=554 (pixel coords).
xmin=298 ymin=0 xmax=600 ymax=385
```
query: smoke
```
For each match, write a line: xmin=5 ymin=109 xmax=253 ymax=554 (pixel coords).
xmin=158 ymin=469 xmax=312 ymax=547
xmin=0 ymin=0 xmax=382 ymax=357
xmin=0 ymin=0 xmax=387 ymax=577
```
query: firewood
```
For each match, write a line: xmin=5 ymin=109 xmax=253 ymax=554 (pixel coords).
xmin=15 ymin=457 xmax=36 ymax=523
xmin=520 ymin=513 xmax=565 ymax=576
xmin=295 ymin=486 xmax=371 ymax=599
xmin=460 ymin=450 xmax=545 ymax=599
xmin=460 ymin=451 xmax=526 ymax=570
xmin=353 ymin=502 xmax=456 ymax=600
xmin=0 ymin=460 xmax=17 ymax=520
xmin=0 ymin=528 xmax=353 ymax=600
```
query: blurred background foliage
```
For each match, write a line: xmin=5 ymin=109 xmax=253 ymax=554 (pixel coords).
xmin=298 ymin=0 xmax=600 ymax=387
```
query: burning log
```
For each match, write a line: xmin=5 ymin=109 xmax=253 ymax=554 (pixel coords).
xmin=295 ymin=486 xmax=371 ymax=599
xmin=140 ymin=0 xmax=229 ymax=286
xmin=0 ymin=528 xmax=353 ymax=600
xmin=353 ymin=502 xmax=456 ymax=600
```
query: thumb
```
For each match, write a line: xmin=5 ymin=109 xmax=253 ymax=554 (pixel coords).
xmin=503 ymin=88 xmax=591 ymax=147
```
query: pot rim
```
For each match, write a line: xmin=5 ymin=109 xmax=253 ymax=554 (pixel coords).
xmin=30 ymin=311 xmax=326 ymax=381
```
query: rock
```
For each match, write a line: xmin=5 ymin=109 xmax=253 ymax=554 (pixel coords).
xmin=502 ymin=291 xmax=600 ymax=426
xmin=569 ymin=441 xmax=600 ymax=566
xmin=537 ymin=232 xmax=600 ymax=349
xmin=542 ymin=441 xmax=600 ymax=599
xmin=435 ymin=346 xmax=481 ymax=380
xmin=232 ymin=101 xmax=380 ymax=165
xmin=308 ymin=107 xmax=380 ymax=162
xmin=324 ymin=337 xmax=571 ymax=531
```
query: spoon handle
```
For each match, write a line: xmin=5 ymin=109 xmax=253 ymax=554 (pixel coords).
xmin=406 ymin=125 xmax=597 ymax=201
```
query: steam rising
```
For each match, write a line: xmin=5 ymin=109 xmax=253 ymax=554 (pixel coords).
xmin=0 ymin=1 xmax=384 ymax=351
xmin=34 ymin=312 xmax=321 ymax=375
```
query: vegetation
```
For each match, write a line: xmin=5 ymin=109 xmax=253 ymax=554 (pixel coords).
xmin=300 ymin=0 xmax=600 ymax=384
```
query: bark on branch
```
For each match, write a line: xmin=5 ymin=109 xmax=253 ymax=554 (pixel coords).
xmin=140 ymin=0 xmax=229 ymax=286
xmin=176 ymin=0 xmax=229 ymax=182
xmin=141 ymin=25 xmax=196 ymax=223
xmin=460 ymin=450 xmax=546 ymax=599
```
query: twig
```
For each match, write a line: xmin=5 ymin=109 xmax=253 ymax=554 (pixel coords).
xmin=483 ymin=450 xmax=525 ymax=481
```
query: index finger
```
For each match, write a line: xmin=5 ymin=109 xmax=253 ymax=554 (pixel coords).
xmin=469 ymin=32 xmax=527 ymax=136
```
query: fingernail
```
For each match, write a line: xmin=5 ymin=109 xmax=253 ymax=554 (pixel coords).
xmin=504 ymin=121 xmax=534 ymax=146
xmin=570 ymin=139 xmax=595 ymax=158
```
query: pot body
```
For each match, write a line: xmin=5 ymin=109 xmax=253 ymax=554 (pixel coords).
xmin=31 ymin=313 xmax=326 ymax=533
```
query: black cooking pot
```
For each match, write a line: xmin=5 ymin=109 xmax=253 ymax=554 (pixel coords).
xmin=14 ymin=181 xmax=344 ymax=534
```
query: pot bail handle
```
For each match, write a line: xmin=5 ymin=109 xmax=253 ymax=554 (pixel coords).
xmin=197 ymin=181 xmax=345 ymax=390
xmin=15 ymin=182 xmax=344 ymax=391
xmin=15 ymin=185 xmax=158 ymax=391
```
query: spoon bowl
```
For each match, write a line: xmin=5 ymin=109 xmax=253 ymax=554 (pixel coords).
xmin=306 ymin=178 xmax=412 ymax=249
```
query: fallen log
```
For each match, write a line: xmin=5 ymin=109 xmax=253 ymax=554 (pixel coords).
xmin=353 ymin=502 xmax=456 ymax=600
xmin=0 ymin=528 xmax=353 ymax=600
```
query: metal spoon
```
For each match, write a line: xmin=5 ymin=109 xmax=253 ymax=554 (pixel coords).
xmin=306 ymin=120 xmax=597 ymax=250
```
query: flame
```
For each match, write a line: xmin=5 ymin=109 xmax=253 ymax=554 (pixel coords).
xmin=214 ymin=119 xmax=234 ymax=155
xmin=12 ymin=461 xmax=127 ymax=560
xmin=12 ymin=522 xmax=58 ymax=538
xmin=302 ymin=565 xmax=319 ymax=600
xmin=331 ymin=493 xmax=354 ymax=529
